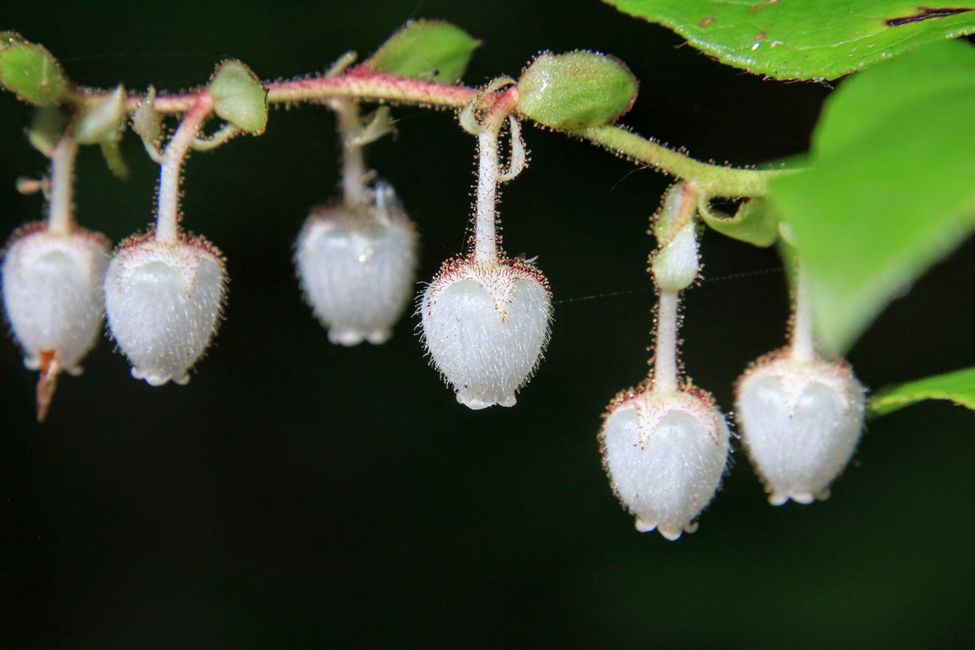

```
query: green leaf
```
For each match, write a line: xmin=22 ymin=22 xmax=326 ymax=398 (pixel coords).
xmin=769 ymin=40 xmax=975 ymax=355
xmin=603 ymin=0 xmax=975 ymax=80
xmin=871 ymin=367 xmax=975 ymax=416
xmin=0 ymin=42 xmax=67 ymax=105
xmin=76 ymin=85 xmax=126 ymax=145
xmin=365 ymin=20 xmax=479 ymax=83
xmin=698 ymin=196 xmax=778 ymax=247
xmin=517 ymin=51 xmax=637 ymax=130
xmin=209 ymin=60 xmax=267 ymax=134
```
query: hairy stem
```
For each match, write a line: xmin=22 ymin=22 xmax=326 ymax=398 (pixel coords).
xmin=156 ymin=93 xmax=213 ymax=244
xmin=47 ymin=134 xmax=78 ymax=236
xmin=68 ymin=67 xmax=788 ymax=200
xmin=579 ymin=125 xmax=784 ymax=197
xmin=790 ymin=259 xmax=816 ymax=363
xmin=474 ymin=128 xmax=500 ymax=263
xmin=332 ymin=99 xmax=369 ymax=208
xmin=653 ymin=290 xmax=680 ymax=394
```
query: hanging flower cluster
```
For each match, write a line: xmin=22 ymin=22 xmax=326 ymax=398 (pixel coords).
xmin=0 ymin=30 xmax=871 ymax=541
xmin=599 ymin=183 xmax=867 ymax=539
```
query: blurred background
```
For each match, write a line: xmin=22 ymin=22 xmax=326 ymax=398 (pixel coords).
xmin=2 ymin=1 xmax=975 ymax=647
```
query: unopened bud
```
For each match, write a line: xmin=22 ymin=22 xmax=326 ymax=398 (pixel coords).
xmin=601 ymin=386 xmax=730 ymax=540
xmin=104 ymin=235 xmax=226 ymax=386
xmin=736 ymin=352 xmax=866 ymax=505
xmin=295 ymin=184 xmax=418 ymax=346
xmin=2 ymin=222 xmax=109 ymax=373
xmin=651 ymin=184 xmax=699 ymax=292
xmin=420 ymin=257 xmax=551 ymax=409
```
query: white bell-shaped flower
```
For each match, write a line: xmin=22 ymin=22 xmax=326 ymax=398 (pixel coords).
xmin=736 ymin=352 xmax=866 ymax=505
xmin=295 ymin=184 xmax=418 ymax=346
xmin=104 ymin=235 xmax=226 ymax=386
xmin=601 ymin=386 xmax=730 ymax=540
xmin=420 ymin=258 xmax=551 ymax=409
xmin=2 ymin=223 xmax=109 ymax=373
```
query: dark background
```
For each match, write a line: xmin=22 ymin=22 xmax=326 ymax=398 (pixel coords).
xmin=2 ymin=1 xmax=975 ymax=648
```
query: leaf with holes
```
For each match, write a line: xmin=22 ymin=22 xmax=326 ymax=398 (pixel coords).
xmin=698 ymin=197 xmax=778 ymax=247
xmin=604 ymin=0 xmax=975 ymax=80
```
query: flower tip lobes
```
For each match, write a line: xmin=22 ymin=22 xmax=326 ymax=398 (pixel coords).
xmin=295 ymin=182 xmax=418 ymax=346
xmin=420 ymin=257 xmax=552 ymax=410
xmin=736 ymin=352 xmax=866 ymax=506
xmin=105 ymin=235 xmax=226 ymax=386
xmin=600 ymin=386 xmax=730 ymax=540
xmin=2 ymin=223 xmax=110 ymax=420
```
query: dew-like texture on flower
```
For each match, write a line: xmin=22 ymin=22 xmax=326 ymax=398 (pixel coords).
xmin=2 ymin=223 xmax=110 ymax=373
xmin=104 ymin=235 xmax=226 ymax=386
xmin=600 ymin=387 xmax=730 ymax=540
xmin=295 ymin=199 xmax=417 ymax=346
xmin=736 ymin=352 xmax=866 ymax=506
xmin=420 ymin=258 xmax=551 ymax=410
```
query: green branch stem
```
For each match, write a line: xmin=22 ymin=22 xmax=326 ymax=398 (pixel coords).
xmin=578 ymin=125 xmax=785 ymax=197
xmin=68 ymin=67 xmax=788 ymax=199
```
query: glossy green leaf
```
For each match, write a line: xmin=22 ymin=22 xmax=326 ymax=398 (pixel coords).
xmin=0 ymin=42 xmax=66 ymax=105
xmin=770 ymin=40 xmax=975 ymax=355
xmin=365 ymin=20 xmax=479 ymax=83
xmin=209 ymin=60 xmax=267 ymax=134
xmin=604 ymin=0 xmax=975 ymax=80
xmin=517 ymin=51 xmax=637 ymax=130
xmin=871 ymin=367 xmax=975 ymax=416
xmin=698 ymin=196 xmax=778 ymax=247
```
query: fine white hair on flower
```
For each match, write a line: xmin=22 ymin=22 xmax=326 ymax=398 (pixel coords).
xmin=600 ymin=386 xmax=730 ymax=541
xmin=736 ymin=352 xmax=866 ymax=506
xmin=295 ymin=183 xmax=418 ymax=346
xmin=2 ymin=223 xmax=110 ymax=374
xmin=420 ymin=257 xmax=552 ymax=410
xmin=104 ymin=235 xmax=226 ymax=386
